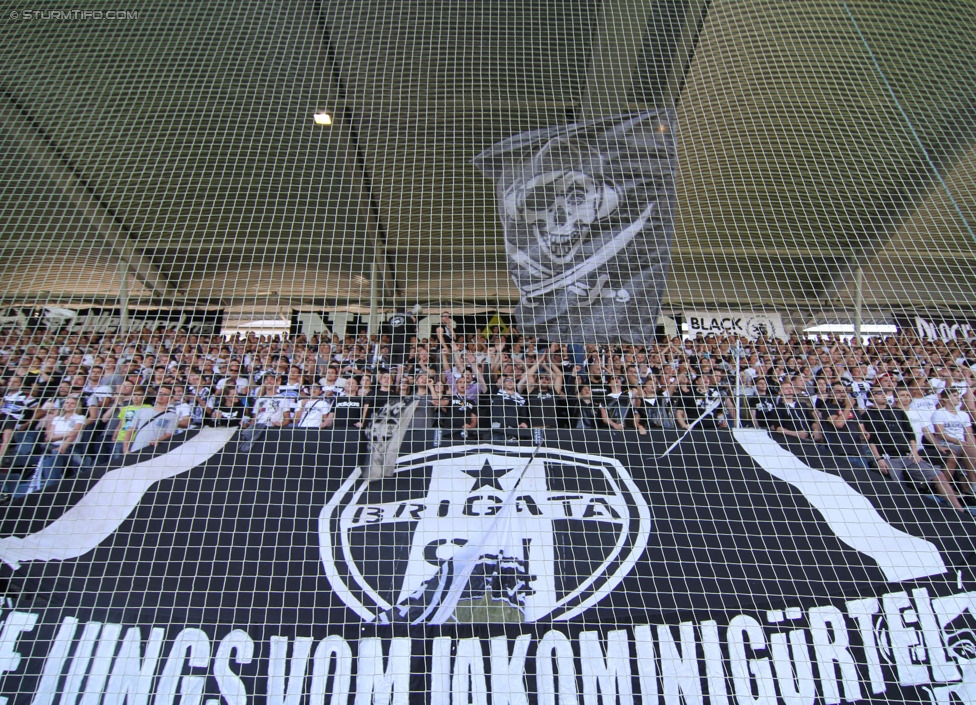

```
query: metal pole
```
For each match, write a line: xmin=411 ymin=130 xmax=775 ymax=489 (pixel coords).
xmin=854 ymin=266 xmax=863 ymax=344
xmin=368 ymin=256 xmax=379 ymax=337
xmin=734 ymin=340 xmax=743 ymax=429
xmin=119 ymin=258 xmax=129 ymax=335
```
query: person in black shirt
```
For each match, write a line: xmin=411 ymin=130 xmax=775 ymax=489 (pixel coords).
xmin=599 ymin=377 xmax=631 ymax=431
xmin=861 ymin=387 xmax=964 ymax=512
xmin=491 ymin=375 xmax=527 ymax=431
xmin=0 ymin=377 xmax=39 ymax=465
xmin=438 ymin=377 xmax=477 ymax=435
xmin=332 ymin=377 xmax=368 ymax=429
xmin=822 ymin=382 xmax=868 ymax=466
xmin=526 ymin=373 xmax=568 ymax=428
xmin=207 ymin=386 xmax=249 ymax=427
xmin=748 ymin=376 xmax=777 ymax=429
xmin=693 ymin=374 xmax=723 ymax=429
xmin=584 ymin=363 xmax=609 ymax=408
xmin=573 ymin=385 xmax=599 ymax=429
xmin=772 ymin=381 xmax=817 ymax=441
xmin=383 ymin=310 xmax=417 ymax=368
xmin=625 ymin=387 xmax=650 ymax=435
xmin=639 ymin=376 xmax=672 ymax=429
xmin=671 ymin=373 xmax=698 ymax=430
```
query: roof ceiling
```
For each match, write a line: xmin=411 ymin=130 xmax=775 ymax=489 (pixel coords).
xmin=1 ymin=0 xmax=974 ymax=328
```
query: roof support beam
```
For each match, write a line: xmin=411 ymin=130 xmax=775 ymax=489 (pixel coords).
xmin=310 ymin=0 xmax=401 ymax=305
xmin=0 ymin=89 xmax=182 ymax=302
xmin=580 ymin=0 xmax=657 ymax=119
xmin=581 ymin=0 xmax=709 ymax=118
xmin=663 ymin=0 xmax=710 ymax=105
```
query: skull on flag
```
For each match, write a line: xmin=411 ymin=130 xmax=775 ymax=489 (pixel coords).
xmin=474 ymin=110 xmax=677 ymax=345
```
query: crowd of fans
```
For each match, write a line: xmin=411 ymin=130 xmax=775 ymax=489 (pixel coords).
xmin=1 ymin=314 xmax=975 ymax=509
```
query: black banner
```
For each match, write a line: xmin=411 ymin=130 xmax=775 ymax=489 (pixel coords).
xmin=896 ymin=314 xmax=976 ymax=343
xmin=0 ymin=307 xmax=224 ymax=335
xmin=1 ymin=428 xmax=975 ymax=703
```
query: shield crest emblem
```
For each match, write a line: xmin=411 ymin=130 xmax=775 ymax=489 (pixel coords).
xmin=319 ymin=444 xmax=651 ymax=624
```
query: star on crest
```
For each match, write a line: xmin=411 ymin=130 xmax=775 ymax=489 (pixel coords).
xmin=463 ymin=459 xmax=514 ymax=492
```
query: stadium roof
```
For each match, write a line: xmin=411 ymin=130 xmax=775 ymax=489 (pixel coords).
xmin=2 ymin=0 xmax=975 ymax=330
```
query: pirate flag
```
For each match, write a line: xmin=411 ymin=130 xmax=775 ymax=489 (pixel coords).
xmin=473 ymin=109 xmax=677 ymax=345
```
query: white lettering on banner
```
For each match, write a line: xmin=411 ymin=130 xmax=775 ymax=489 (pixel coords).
xmin=808 ymin=606 xmax=861 ymax=704
xmin=60 ymin=621 xmax=100 ymax=705
xmin=453 ymin=638 xmax=489 ymax=705
xmin=846 ymin=597 xmax=886 ymax=694
xmin=213 ymin=630 xmax=253 ymax=705
xmin=268 ymin=636 xmax=314 ymax=705
xmin=155 ymin=628 xmax=210 ymax=705
xmin=82 ymin=622 xmax=122 ymax=705
xmin=310 ymin=636 xmax=352 ymax=705
xmin=536 ymin=630 xmax=578 ymax=705
xmin=33 ymin=617 xmax=78 ymax=705
xmin=19 ymin=588 xmax=976 ymax=704
xmin=578 ymin=630 xmax=634 ymax=704
xmin=657 ymin=622 xmax=703 ymax=705
xmin=0 ymin=611 xmax=37 ymax=705
xmin=430 ymin=637 xmax=453 ymax=705
xmin=727 ymin=615 xmax=776 ymax=705
xmin=489 ymin=634 xmax=531 ymax=705
xmin=915 ymin=316 xmax=976 ymax=342
xmin=103 ymin=626 xmax=165 ymax=705
xmin=354 ymin=638 xmax=411 ymax=705
xmin=699 ymin=620 xmax=730 ymax=705
xmin=62 ymin=313 xmax=218 ymax=335
xmin=768 ymin=621 xmax=815 ymax=705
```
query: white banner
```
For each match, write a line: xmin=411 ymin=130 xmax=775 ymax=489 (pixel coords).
xmin=682 ymin=310 xmax=787 ymax=340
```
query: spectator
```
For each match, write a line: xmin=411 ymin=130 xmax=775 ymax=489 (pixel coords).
xmin=437 ymin=376 xmax=477 ymax=435
xmin=127 ymin=386 xmax=179 ymax=455
xmin=525 ymin=372 xmax=568 ymax=429
xmin=0 ymin=377 xmax=39 ymax=465
xmin=748 ymin=376 xmax=777 ymax=429
xmin=822 ymin=381 xmax=868 ymax=466
xmin=26 ymin=395 xmax=87 ymax=493
xmin=293 ymin=384 xmax=335 ymax=429
xmin=862 ymin=387 xmax=965 ymax=512
xmin=112 ymin=386 xmax=152 ymax=458
xmin=626 ymin=386 xmax=649 ymax=435
xmin=491 ymin=375 xmax=527 ymax=431
xmin=670 ymin=372 xmax=698 ymax=430
xmin=246 ymin=376 xmax=294 ymax=432
xmin=599 ymin=377 xmax=631 ymax=431
xmin=331 ymin=376 xmax=368 ymax=429
xmin=692 ymin=373 xmax=724 ymax=429
xmin=772 ymin=381 xmax=817 ymax=441
xmin=930 ymin=387 xmax=976 ymax=492
xmin=207 ymin=386 xmax=250 ymax=427
xmin=638 ymin=376 xmax=672 ymax=429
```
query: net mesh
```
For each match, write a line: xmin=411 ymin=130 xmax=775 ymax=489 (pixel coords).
xmin=1 ymin=1 xmax=976 ymax=703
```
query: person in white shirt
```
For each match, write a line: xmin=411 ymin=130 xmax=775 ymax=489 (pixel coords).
xmin=246 ymin=376 xmax=294 ymax=429
xmin=168 ymin=385 xmax=196 ymax=434
xmin=294 ymin=384 xmax=335 ymax=429
xmin=19 ymin=395 xmax=88 ymax=496
xmin=930 ymin=387 xmax=976 ymax=492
